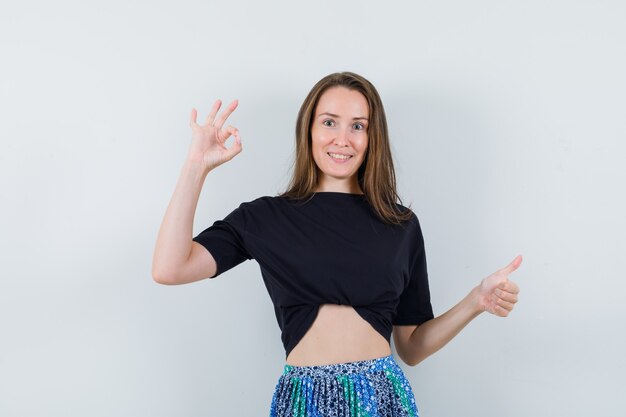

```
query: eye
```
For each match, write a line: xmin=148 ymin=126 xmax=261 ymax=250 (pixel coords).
xmin=354 ymin=122 xmax=366 ymax=131
xmin=322 ymin=119 xmax=334 ymax=127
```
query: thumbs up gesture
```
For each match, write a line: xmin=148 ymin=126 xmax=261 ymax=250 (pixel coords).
xmin=476 ymin=255 xmax=522 ymax=317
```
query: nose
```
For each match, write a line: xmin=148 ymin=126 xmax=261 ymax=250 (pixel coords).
xmin=333 ymin=127 xmax=350 ymax=146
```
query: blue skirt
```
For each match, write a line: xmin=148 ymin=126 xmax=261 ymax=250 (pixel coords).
xmin=268 ymin=354 xmax=421 ymax=417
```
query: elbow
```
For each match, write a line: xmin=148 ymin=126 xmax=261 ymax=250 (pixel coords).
xmin=397 ymin=339 xmax=431 ymax=367
xmin=400 ymin=351 xmax=428 ymax=367
xmin=407 ymin=355 xmax=427 ymax=367
xmin=407 ymin=340 xmax=437 ymax=366
xmin=152 ymin=256 xmax=184 ymax=285
xmin=152 ymin=272 xmax=168 ymax=285
xmin=396 ymin=347 xmax=422 ymax=367
xmin=152 ymin=268 xmax=179 ymax=285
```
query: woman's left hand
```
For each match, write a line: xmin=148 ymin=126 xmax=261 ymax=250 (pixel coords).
xmin=475 ymin=255 xmax=522 ymax=317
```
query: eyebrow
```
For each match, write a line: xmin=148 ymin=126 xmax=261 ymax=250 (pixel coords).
xmin=318 ymin=112 xmax=369 ymax=121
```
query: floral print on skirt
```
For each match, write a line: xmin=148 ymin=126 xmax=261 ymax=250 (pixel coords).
xmin=269 ymin=354 xmax=421 ymax=417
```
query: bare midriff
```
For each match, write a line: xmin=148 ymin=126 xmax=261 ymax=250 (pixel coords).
xmin=285 ymin=303 xmax=392 ymax=366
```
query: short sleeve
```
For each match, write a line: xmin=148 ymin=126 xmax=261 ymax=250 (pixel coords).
xmin=192 ymin=203 xmax=253 ymax=278
xmin=392 ymin=215 xmax=435 ymax=326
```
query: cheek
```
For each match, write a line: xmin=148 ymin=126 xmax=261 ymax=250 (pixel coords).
xmin=311 ymin=137 xmax=322 ymax=155
xmin=310 ymin=134 xmax=325 ymax=161
xmin=310 ymin=129 xmax=319 ymax=150
xmin=357 ymin=136 xmax=368 ymax=153
xmin=312 ymin=132 xmax=330 ymax=151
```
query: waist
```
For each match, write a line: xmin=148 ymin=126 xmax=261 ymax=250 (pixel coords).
xmin=283 ymin=353 xmax=398 ymax=377
xmin=284 ymin=303 xmax=393 ymax=366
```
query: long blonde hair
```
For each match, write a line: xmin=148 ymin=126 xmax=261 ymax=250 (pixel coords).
xmin=278 ymin=71 xmax=413 ymax=225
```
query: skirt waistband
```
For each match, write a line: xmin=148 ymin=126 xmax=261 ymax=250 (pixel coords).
xmin=282 ymin=354 xmax=399 ymax=378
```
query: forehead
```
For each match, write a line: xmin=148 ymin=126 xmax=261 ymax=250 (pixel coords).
xmin=315 ymin=86 xmax=369 ymax=117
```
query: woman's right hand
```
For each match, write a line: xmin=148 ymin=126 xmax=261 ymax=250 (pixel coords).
xmin=187 ymin=99 xmax=243 ymax=172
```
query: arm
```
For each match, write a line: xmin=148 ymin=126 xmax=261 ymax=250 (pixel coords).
xmin=152 ymin=100 xmax=243 ymax=285
xmin=394 ymin=255 xmax=522 ymax=366
xmin=151 ymin=161 xmax=215 ymax=284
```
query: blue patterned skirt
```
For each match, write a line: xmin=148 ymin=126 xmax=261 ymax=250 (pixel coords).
xmin=268 ymin=354 xmax=421 ymax=417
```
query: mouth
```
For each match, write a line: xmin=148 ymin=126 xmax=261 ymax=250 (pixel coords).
xmin=327 ymin=152 xmax=353 ymax=162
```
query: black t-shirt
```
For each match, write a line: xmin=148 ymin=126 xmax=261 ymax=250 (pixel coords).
xmin=192 ymin=191 xmax=434 ymax=359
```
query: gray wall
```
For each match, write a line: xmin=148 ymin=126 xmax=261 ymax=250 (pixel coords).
xmin=1 ymin=1 xmax=624 ymax=416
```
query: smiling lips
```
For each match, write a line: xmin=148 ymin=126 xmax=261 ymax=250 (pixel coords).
xmin=328 ymin=152 xmax=353 ymax=163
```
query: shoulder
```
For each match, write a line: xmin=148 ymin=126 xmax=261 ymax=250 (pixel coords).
xmin=240 ymin=195 xmax=285 ymax=209
xmin=235 ymin=195 xmax=294 ymax=232
xmin=237 ymin=195 xmax=291 ymax=217
xmin=393 ymin=203 xmax=425 ymax=244
xmin=394 ymin=203 xmax=420 ymax=224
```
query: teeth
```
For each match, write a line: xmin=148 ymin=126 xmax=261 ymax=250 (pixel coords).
xmin=328 ymin=152 xmax=351 ymax=160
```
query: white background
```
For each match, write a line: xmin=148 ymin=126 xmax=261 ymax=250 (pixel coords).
xmin=1 ymin=1 xmax=624 ymax=416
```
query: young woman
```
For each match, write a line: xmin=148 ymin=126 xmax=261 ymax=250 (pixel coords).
xmin=152 ymin=71 xmax=522 ymax=416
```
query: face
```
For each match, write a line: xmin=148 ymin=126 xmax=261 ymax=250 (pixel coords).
xmin=311 ymin=86 xmax=369 ymax=192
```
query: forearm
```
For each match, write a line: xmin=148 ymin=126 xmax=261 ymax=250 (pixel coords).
xmin=406 ymin=286 xmax=484 ymax=366
xmin=152 ymin=160 xmax=210 ymax=281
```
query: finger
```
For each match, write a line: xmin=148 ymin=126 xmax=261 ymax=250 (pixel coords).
xmin=502 ymin=254 xmax=523 ymax=274
xmin=190 ymin=108 xmax=198 ymax=127
xmin=223 ymin=129 xmax=243 ymax=160
xmin=205 ymin=99 xmax=223 ymax=126
xmin=494 ymin=304 xmax=510 ymax=317
xmin=499 ymin=280 xmax=520 ymax=295
xmin=495 ymin=288 xmax=518 ymax=303
xmin=218 ymin=125 xmax=239 ymax=143
xmin=495 ymin=297 xmax=515 ymax=311
xmin=212 ymin=99 xmax=239 ymax=130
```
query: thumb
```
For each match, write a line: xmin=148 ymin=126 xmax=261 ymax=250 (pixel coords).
xmin=502 ymin=254 xmax=523 ymax=275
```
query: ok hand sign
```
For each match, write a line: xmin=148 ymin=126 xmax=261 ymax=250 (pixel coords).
xmin=187 ymin=99 xmax=243 ymax=172
xmin=476 ymin=255 xmax=522 ymax=317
